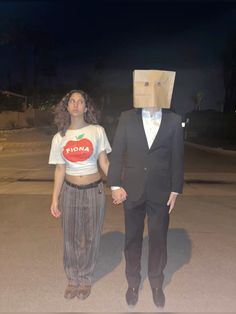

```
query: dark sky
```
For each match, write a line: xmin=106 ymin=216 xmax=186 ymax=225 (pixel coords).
xmin=0 ymin=0 xmax=236 ymax=84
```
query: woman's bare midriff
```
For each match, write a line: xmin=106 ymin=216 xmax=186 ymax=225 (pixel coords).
xmin=65 ymin=172 xmax=101 ymax=185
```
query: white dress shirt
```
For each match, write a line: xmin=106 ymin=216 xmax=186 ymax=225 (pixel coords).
xmin=142 ymin=108 xmax=162 ymax=148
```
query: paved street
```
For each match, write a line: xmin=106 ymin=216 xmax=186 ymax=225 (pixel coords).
xmin=0 ymin=144 xmax=236 ymax=312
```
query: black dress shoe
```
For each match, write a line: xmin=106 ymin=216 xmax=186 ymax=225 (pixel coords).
xmin=126 ymin=287 xmax=139 ymax=306
xmin=152 ymin=287 xmax=165 ymax=308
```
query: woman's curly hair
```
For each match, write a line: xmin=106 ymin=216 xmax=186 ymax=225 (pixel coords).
xmin=54 ymin=89 xmax=100 ymax=136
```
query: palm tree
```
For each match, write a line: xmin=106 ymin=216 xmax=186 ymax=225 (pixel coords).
xmin=192 ymin=91 xmax=204 ymax=111
xmin=0 ymin=19 xmax=57 ymax=105
xmin=221 ymin=34 xmax=236 ymax=113
xmin=0 ymin=18 xmax=30 ymax=94
xmin=28 ymin=27 xmax=57 ymax=98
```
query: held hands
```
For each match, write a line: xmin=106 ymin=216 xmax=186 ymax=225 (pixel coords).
xmin=112 ymin=188 xmax=128 ymax=205
xmin=167 ymin=192 xmax=178 ymax=213
xmin=112 ymin=189 xmax=177 ymax=210
xmin=50 ymin=200 xmax=61 ymax=218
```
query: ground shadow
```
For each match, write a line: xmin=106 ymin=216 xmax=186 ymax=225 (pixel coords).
xmin=140 ymin=228 xmax=192 ymax=289
xmin=93 ymin=231 xmax=124 ymax=283
xmin=93 ymin=228 xmax=192 ymax=288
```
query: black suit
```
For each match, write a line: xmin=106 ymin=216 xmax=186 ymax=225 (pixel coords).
xmin=107 ymin=108 xmax=184 ymax=289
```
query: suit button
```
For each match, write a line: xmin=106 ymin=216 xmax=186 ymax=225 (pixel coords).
xmin=144 ymin=167 xmax=147 ymax=171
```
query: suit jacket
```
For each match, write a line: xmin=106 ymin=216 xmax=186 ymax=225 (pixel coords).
xmin=107 ymin=109 xmax=184 ymax=203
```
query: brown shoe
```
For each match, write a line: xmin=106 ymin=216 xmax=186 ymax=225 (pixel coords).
xmin=77 ymin=285 xmax=91 ymax=300
xmin=64 ymin=284 xmax=78 ymax=299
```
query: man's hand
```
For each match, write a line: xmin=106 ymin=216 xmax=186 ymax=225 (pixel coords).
xmin=167 ymin=192 xmax=178 ymax=213
xmin=112 ymin=188 xmax=128 ymax=205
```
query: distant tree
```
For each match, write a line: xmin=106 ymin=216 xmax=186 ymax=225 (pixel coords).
xmin=93 ymin=59 xmax=109 ymax=110
xmin=192 ymin=91 xmax=204 ymax=111
xmin=41 ymin=60 xmax=57 ymax=89
xmin=28 ymin=27 xmax=57 ymax=97
xmin=0 ymin=19 xmax=57 ymax=104
xmin=221 ymin=35 xmax=236 ymax=113
xmin=76 ymin=71 xmax=104 ymax=108
xmin=0 ymin=93 xmax=24 ymax=111
xmin=0 ymin=18 xmax=30 ymax=94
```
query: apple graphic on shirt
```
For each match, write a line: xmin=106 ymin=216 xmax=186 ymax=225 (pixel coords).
xmin=63 ymin=134 xmax=94 ymax=162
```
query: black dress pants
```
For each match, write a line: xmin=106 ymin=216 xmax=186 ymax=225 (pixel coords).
xmin=124 ymin=196 xmax=169 ymax=289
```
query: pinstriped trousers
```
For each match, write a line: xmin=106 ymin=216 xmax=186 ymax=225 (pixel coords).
xmin=59 ymin=181 xmax=105 ymax=286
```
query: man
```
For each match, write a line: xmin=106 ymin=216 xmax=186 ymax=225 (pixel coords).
xmin=107 ymin=70 xmax=184 ymax=308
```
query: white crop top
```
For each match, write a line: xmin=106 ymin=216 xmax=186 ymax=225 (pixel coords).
xmin=48 ymin=124 xmax=112 ymax=176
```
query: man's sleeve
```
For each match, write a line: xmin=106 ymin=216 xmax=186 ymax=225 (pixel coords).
xmin=107 ymin=112 xmax=126 ymax=187
xmin=171 ymin=116 xmax=184 ymax=193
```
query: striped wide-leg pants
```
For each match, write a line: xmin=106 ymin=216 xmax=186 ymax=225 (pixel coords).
xmin=59 ymin=181 xmax=105 ymax=286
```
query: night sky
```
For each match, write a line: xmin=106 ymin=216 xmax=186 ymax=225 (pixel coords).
xmin=0 ymin=0 xmax=236 ymax=113
xmin=1 ymin=1 xmax=236 ymax=67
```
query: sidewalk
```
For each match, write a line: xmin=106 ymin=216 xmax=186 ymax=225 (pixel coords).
xmin=0 ymin=127 xmax=52 ymax=153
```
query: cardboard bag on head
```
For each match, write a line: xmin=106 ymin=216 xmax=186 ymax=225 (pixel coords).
xmin=133 ymin=70 xmax=176 ymax=109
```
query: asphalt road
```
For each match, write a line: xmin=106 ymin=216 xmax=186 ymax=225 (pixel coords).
xmin=0 ymin=145 xmax=236 ymax=312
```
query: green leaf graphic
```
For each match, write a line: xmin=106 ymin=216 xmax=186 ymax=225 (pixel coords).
xmin=76 ymin=134 xmax=84 ymax=140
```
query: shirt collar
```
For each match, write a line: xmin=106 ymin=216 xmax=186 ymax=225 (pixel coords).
xmin=142 ymin=108 xmax=162 ymax=119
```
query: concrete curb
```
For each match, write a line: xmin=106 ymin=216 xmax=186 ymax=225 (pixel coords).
xmin=185 ymin=141 xmax=236 ymax=156
xmin=0 ymin=141 xmax=50 ymax=153
xmin=0 ymin=127 xmax=35 ymax=134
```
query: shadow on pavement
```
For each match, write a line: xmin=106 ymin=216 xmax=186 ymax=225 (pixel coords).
xmin=165 ymin=228 xmax=192 ymax=287
xmin=94 ymin=229 xmax=192 ymax=288
xmin=94 ymin=231 xmax=124 ymax=283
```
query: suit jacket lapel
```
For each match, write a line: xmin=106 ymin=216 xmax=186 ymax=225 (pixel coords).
xmin=149 ymin=110 xmax=167 ymax=153
xmin=134 ymin=109 xmax=149 ymax=152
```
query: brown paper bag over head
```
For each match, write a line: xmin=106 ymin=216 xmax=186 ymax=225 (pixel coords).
xmin=133 ymin=70 xmax=176 ymax=108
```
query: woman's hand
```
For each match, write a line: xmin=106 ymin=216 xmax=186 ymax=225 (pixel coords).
xmin=50 ymin=200 xmax=61 ymax=218
xmin=112 ymin=187 xmax=127 ymax=204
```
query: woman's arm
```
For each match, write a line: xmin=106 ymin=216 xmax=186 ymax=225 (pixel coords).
xmin=50 ymin=164 xmax=66 ymax=218
xmin=98 ymin=151 xmax=110 ymax=177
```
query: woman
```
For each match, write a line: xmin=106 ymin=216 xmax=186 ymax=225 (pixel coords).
xmin=49 ymin=90 xmax=111 ymax=300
